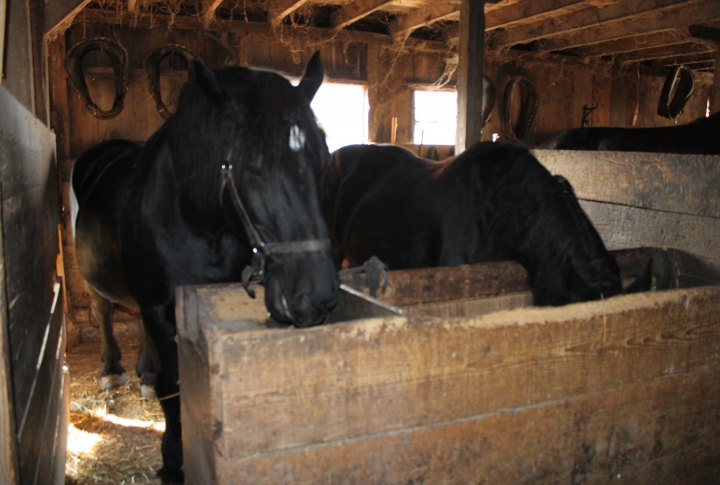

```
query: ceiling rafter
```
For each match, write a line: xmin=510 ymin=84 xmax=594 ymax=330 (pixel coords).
xmin=487 ymin=0 xmax=700 ymax=50
xmin=331 ymin=0 xmax=396 ymax=30
xmin=269 ymin=0 xmax=310 ymax=27
xmin=571 ymin=29 xmax=694 ymax=58
xmin=616 ymin=42 xmax=714 ymax=65
xmin=532 ymin=0 xmax=720 ymax=53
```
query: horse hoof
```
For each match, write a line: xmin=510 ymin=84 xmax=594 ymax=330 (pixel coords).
xmin=100 ymin=372 xmax=129 ymax=391
xmin=140 ymin=384 xmax=156 ymax=400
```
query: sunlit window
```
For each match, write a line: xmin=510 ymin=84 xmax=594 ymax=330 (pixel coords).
xmin=414 ymin=90 xmax=457 ymax=145
xmin=311 ymin=83 xmax=369 ymax=153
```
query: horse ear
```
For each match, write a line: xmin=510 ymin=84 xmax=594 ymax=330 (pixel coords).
xmin=297 ymin=51 xmax=324 ymax=102
xmin=192 ymin=59 xmax=226 ymax=104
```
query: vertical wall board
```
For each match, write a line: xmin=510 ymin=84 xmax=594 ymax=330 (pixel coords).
xmin=0 ymin=107 xmax=19 ymax=485
xmin=0 ymin=85 xmax=63 ymax=485
xmin=0 ymin=0 xmax=6 ymax=80
xmin=16 ymin=302 xmax=64 ymax=485
xmin=4 ymin=0 xmax=34 ymax=113
xmin=591 ymin=72 xmax=612 ymax=127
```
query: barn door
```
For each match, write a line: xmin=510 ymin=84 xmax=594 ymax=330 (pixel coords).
xmin=0 ymin=86 xmax=68 ymax=485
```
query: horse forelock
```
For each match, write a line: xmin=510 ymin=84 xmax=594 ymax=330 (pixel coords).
xmin=167 ymin=64 xmax=328 ymax=224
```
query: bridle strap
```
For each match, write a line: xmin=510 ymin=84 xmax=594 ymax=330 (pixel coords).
xmin=220 ymin=164 xmax=331 ymax=298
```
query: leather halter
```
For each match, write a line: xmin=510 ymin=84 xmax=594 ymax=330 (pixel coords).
xmin=64 ymin=38 xmax=128 ymax=120
xmin=657 ymin=65 xmax=694 ymax=120
xmin=143 ymin=44 xmax=199 ymax=119
xmin=220 ymin=164 xmax=331 ymax=298
xmin=502 ymin=76 xmax=539 ymax=141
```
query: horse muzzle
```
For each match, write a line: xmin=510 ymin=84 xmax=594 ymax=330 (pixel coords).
xmin=264 ymin=265 xmax=339 ymax=328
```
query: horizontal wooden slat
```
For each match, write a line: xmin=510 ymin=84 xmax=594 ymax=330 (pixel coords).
xmin=580 ymin=200 xmax=720 ymax=273
xmin=214 ymin=369 xmax=720 ymax=484
xmin=532 ymin=149 xmax=720 ymax=219
xmin=179 ymin=284 xmax=720 ymax=459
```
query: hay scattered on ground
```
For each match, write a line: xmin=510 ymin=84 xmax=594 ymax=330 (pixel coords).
xmin=65 ymin=337 xmax=164 ymax=485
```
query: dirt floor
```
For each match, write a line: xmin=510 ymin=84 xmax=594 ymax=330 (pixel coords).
xmin=64 ymin=336 xmax=164 ymax=485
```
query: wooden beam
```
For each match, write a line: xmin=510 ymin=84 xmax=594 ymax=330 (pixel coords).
xmin=572 ymin=29 xmax=693 ymax=58
xmin=455 ymin=0 xmax=485 ymax=153
xmin=397 ymin=0 xmax=599 ymax=41
xmin=388 ymin=3 xmax=457 ymax=38
xmin=44 ymin=0 xmax=92 ymax=37
xmin=75 ymin=8 xmax=452 ymax=52
xmin=269 ymin=0 xmax=309 ymax=27
xmin=202 ymin=0 xmax=223 ymax=23
xmin=616 ymin=42 xmax=714 ymax=65
xmin=712 ymin=49 xmax=720 ymax=114
xmin=651 ymin=52 xmax=716 ymax=67
xmin=486 ymin=0 xmax=600 ymax=31
xmin=531 ymin=0 xmax=720 ymax=53
xmin=487 ymin=0 xmax=697 ymax=51
xmin=331 ymin=0 xmax=394 ymax=31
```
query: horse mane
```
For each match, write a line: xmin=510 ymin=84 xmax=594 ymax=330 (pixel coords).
xmin=436 ymin=142 xmax=622 ymax=305
xmin=162 ymin=64 xmax=328 ymax=223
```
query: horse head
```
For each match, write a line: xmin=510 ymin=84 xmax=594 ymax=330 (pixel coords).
xmin=531 ymin=175 xmax=652 ymax=305
xmin=172 ymin=52 xmax=338 ymax=327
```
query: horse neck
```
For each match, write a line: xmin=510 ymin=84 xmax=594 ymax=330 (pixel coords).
xmin=520 ymin=190 xmax=620 ymax=304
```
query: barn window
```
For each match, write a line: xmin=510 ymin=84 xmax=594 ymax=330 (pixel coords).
xmin=310 ymin=83 xmax=369 ymax=153
xmin=413 ymin=90 xmax=457 ymax=145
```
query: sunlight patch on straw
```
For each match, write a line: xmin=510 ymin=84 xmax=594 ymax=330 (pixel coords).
xmin=93 ymin=407 xmax=166 ymax=432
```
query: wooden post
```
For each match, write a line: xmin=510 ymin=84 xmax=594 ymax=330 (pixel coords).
xmin=0 ymin=0 xmax=6 ymax=82
xmin=712 ymin=48 xmax=720 ymax=114
xmin=455 ymin=0 xmax=486 ymax=153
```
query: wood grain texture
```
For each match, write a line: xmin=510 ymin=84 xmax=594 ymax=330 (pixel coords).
xmin=533 ymin=150 xmax=720 ymax=218
xmin=217 ymin=370 xmax=720 ymax=485
xmin=178 ymin=283 xmax=720 ymax=463
xmin=580 ymin=200 xmax=720 ymax=273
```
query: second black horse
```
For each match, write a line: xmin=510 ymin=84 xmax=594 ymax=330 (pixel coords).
xmin=323 ymin=142 xmax=651 ymax=306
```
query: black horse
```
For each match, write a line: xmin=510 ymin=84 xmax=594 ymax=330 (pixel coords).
xmin=541 ymin=112 xmax=720 ymax=154
xmin=323 ymin=142 xmax=651 ymax=306
xmin=71 ymin=139 xmax=158 ymax=397
xmin=72 ymin=52 xmax=339 ymax=484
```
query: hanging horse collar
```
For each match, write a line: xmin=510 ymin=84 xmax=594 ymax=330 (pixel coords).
xmin=144 ymin=44 xmax=199 ymax=120
xmin=219 ymin=164 xmax=331 ymax=298
xmin=64 ymin=38 xmax=128 ymax=120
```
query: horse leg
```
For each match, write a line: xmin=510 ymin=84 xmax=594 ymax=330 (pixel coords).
xmin=142 ymin=303 xmax=184 ymax=484
xmin=86 ymin=282 xmax=128 ymax=390
xmin=135 ymin=323 xmax=157 ymax=399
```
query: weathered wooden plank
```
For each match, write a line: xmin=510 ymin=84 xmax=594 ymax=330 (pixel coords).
xmin=215 ymin=370 xmax=720 ymax=485
xmin=0 ymin=145 xmax=18 ymax=485
xmin=532 ymin=150 xmax=720 ymax=219
xmin=535 ymin=0 xmax=720 ymax=53
xmin=179 ymin=284 xmax=720 ymax=460
xmin=341 ymin=260 xmax=530 ymax=307
xmin=489 ymin=0 xmax=698 ymax=51
xmin=579 ymin=200 xmax=720 ymax=273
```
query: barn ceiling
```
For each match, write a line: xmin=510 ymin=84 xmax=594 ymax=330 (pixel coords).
xmin=48 ymin=0 xmax=720 ymax=72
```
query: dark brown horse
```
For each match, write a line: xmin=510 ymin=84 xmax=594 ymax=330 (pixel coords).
xmin=323 ymin=142 xmax=651 ymax=306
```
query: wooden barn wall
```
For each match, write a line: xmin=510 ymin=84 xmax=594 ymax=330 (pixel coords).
xmin=55 ymin=22 xmax=713 ymax=330
xmin=0 ymin=85 xmax=67 ymax=485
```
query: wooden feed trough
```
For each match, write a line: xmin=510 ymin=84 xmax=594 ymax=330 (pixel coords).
xmin=175 ymin=148 xmax=720 ymax=485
